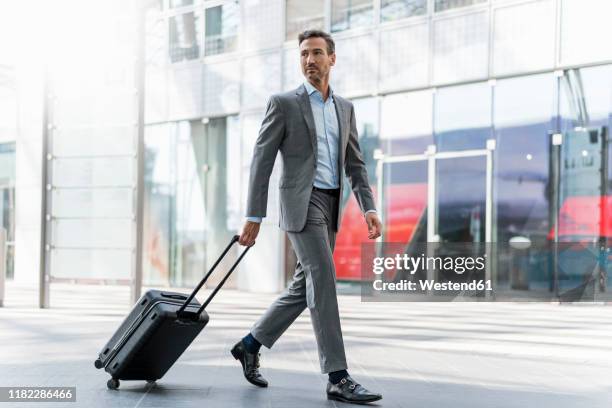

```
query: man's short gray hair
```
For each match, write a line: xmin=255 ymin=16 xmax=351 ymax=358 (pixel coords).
xmin=298 ymin=30 xmax=335 ymax=55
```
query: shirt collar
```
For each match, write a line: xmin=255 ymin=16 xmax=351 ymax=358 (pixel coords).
xmin=303 ymin=81 xmax=334 ymax=99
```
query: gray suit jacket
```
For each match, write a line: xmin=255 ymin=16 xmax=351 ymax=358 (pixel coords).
xmin=246 ymin=84 xmax=376 ymax=232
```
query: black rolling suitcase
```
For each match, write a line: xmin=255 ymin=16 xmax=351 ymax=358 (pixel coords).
xmin=94 ymin=235 xmax=250 ymax=390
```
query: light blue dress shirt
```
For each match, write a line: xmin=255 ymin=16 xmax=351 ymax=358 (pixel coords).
xmin=247 ymin=82 xmax=375 ymax=223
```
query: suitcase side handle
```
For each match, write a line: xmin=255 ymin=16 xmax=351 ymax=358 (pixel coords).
xmin=176 ymin=235 xmax=251 ymax=319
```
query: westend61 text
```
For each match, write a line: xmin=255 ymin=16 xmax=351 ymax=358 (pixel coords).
xmin=373 ymin=279 xmax=493 ymax=292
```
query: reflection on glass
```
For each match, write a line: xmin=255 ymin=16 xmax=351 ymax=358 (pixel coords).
xmin=434 ymin=81 xmax=491 ymax=152
xmin=0 ymin=142 xmax=15 ymax=279
xmin=169 ymin=0 xmax=194 ymax=8
xmin=286 ymin=0 xmax=325 ymax=41
xmin=383 ymin=160 xmax=428 ymax=283
xmin=494 ymin=74 xmax=555 ymax=290
xmin=435 ymin=0 xmax=486 ymax=12
xmin=436 ymin=156 xmax=486 ymax=243
xmin=381 ymin=0 xmax=427 ymax=22
xmin=143 ymin=119 xmax=234 ymax=287
xmin=560 ymin=65 xmax=612 ymax=130
xmin=331 ymin=0 xmax=374 ymax=32
xmin=385 ymin=160 xmax=428 ymax=243
xmin=380 ymin=90 xmax=433 ymax=155
xmin=205 ymin=1 xmax=239 ymax=56
xmin=169 ymin=12 xmax=201 ymax=63
xmin=558 ymin=66 xmax=611 ymax=260
xmin=335 ymin=97 xmax=380 ymax=280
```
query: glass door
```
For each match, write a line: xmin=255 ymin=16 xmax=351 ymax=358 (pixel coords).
xmin=551 ymin=127 xmax=609 ymax=295
xmin=376 ymin=141 xmax=495 ymax=290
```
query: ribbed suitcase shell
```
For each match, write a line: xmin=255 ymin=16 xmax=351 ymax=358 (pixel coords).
xmin=103 ymin=293 xmax=208 ymax=381
xmin=96 ymin=290 xmax=200 ymax=368
xmin=95 ymin=235 xmax=250 ymax=389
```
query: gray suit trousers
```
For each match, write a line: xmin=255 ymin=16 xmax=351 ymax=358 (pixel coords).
xmin=250 ymin=189 xmax=348 ymax=374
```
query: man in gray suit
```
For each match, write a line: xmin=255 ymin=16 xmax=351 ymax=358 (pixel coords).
xmin=231 ymin=30 xmax=383 ymax=404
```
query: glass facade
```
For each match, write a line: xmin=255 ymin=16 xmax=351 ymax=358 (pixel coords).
xmin=143 ymin=117 xmax=237 ymax=287
xmin=335 ymin=97 xmax=380 ymax=279
xmin=435 ymin=0 xmax=487 ymax=13
xmin=286 ymin=0 xmax=325 ymax=41
xmin=169 ymin=11 xmax=201 ymax=62
xmin=331 ymin=0 xmax=374 ymax=32
xmin=381 ymin=0 xmax=427 ymax=22
xmin=204 ymin=1 xmax=239 ymax=56
xmin=3 ymin=0 xmax=610 ymax=297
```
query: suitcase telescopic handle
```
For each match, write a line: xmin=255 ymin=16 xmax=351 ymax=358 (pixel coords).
xmin=176 ymin=235 xmax=251 ymax=319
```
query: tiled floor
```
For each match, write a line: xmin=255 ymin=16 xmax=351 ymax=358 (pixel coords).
xmin=0 ymin=282 xmax=611 ymax=407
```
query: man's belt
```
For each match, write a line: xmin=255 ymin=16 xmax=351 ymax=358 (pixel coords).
xmin=312 ymin=186 xmax=340 ymax=196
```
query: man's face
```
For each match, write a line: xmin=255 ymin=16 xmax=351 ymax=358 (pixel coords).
xmin=300 ymin=37 xmax=335 ymax=84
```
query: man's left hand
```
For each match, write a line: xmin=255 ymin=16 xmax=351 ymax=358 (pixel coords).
xmin=365 ymin=212 xmax=382 ymax=240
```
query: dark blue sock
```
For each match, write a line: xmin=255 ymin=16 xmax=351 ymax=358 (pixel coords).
xmin=242 ymin=333 xmax=261 ymax=354
xmin=329 ymin=369 xmax=349 ymax=384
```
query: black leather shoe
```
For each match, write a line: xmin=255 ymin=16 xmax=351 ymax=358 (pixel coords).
xmin=326 ymin=376 xmax=382 ymax=404
xmin=231 ymin=340 xmax=268 ymax=387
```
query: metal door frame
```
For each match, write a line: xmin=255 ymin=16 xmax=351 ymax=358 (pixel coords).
xmin=375 ymin=140 xmax=496 ymax=292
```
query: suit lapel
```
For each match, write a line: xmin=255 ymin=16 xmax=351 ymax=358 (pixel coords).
xmin=296 ymin=85 xmax=317 ymax=158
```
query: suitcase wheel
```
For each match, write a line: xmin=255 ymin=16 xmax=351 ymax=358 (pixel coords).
xmin=94 ymin=359 xmax=103 ymax=369
xmin=107 ymin=378 xmax=120 ymax=390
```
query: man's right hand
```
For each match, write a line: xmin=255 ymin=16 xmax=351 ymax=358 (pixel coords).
xmin=239 ymin=221 xmax=261 ymax=246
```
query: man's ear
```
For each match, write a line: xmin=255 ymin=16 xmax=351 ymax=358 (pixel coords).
xmin=330 ymin=53 xmax=336 ymax=66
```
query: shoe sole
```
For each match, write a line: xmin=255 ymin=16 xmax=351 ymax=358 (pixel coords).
xmin=327 ymin=394 xmax=382 ymax=404
xmin=231 ymin=346 xmax=268 ymax=388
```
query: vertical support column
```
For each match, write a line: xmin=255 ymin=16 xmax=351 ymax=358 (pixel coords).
xmin=0 ymin=229 xmax=5 ymax=307
xmin=373 ymin=149 xmax=385 ymax=289
xmin=426 ymin=144 xmax=437 ymax=292
xmin=598 ymin=127 xmax=608 ymax=293
xmin=485 ymin=139 xmax=496 ymax=299
xmin=426 ymin=144 xmax=437 ymax=243
xmin=132 ymin=0 xmax=146 ymax=305
xmin=39 ymin=67 xmax=51 ymax=309
xmin=550 ymin=132 xmax=563 ymax=297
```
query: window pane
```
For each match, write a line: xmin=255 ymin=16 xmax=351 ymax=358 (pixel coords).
xmin=493 ymin=73 xmax=555 ymax=242
xmin=53 ymin=219 xmax=133 ymax=249
xmin=335 ymin=97 xmax=380 ymax=280
xmin=169 ymin=12 xmax=201 ymax=62
xmin=558 ymin=65 xmax=612 ymax=245
xmin=52 ymin=188 xmax=133 ymax=218
xmin=492 ymin=0 xmax=555 ymax=76
xmin=493 ymin=74 xmax=555 ymax=290
xmin=379 ymin=24 xmax=429 ymax=91
xmin=435 ymin=0 xmax=486 ymax=12
xmin=560 ymin=65 xmax=612 ymax=130
xmin=242 ymin=0 xmax=283 ymax=51
xmin=331 ymin=0 xmax=374 ymax=32
xmin=205 ymin=1 xmax=239 ymax=56
xmin=53 ymin=157 xmax=134 ymax=188
xmin=169 ymin=0 xmax=194 ymax=8
xmin=380 ymin=90 xmax=433 ymax=155
xmin=433 ymin=11 xmax=489 ymax=83
xmin=381 ymin=0 xmax=427 ymax=22
xmin=560 ymin=0 xmax=612 ymax=66
xmin=51 ymin=249 xmax=132 ymax=280
xmin=286 ymin=0 xmax=325 ymax=41
xmin=434 ymin=81 xmax=491 ymax=151
xmin=143 ymin=120 xmax=235 ymax=287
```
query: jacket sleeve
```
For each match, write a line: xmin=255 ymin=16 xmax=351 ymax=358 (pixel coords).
xmin=344 ymin=103 xmax=376 ymax=215
xmin=246 ymin=95 xmax=285 ymax=218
